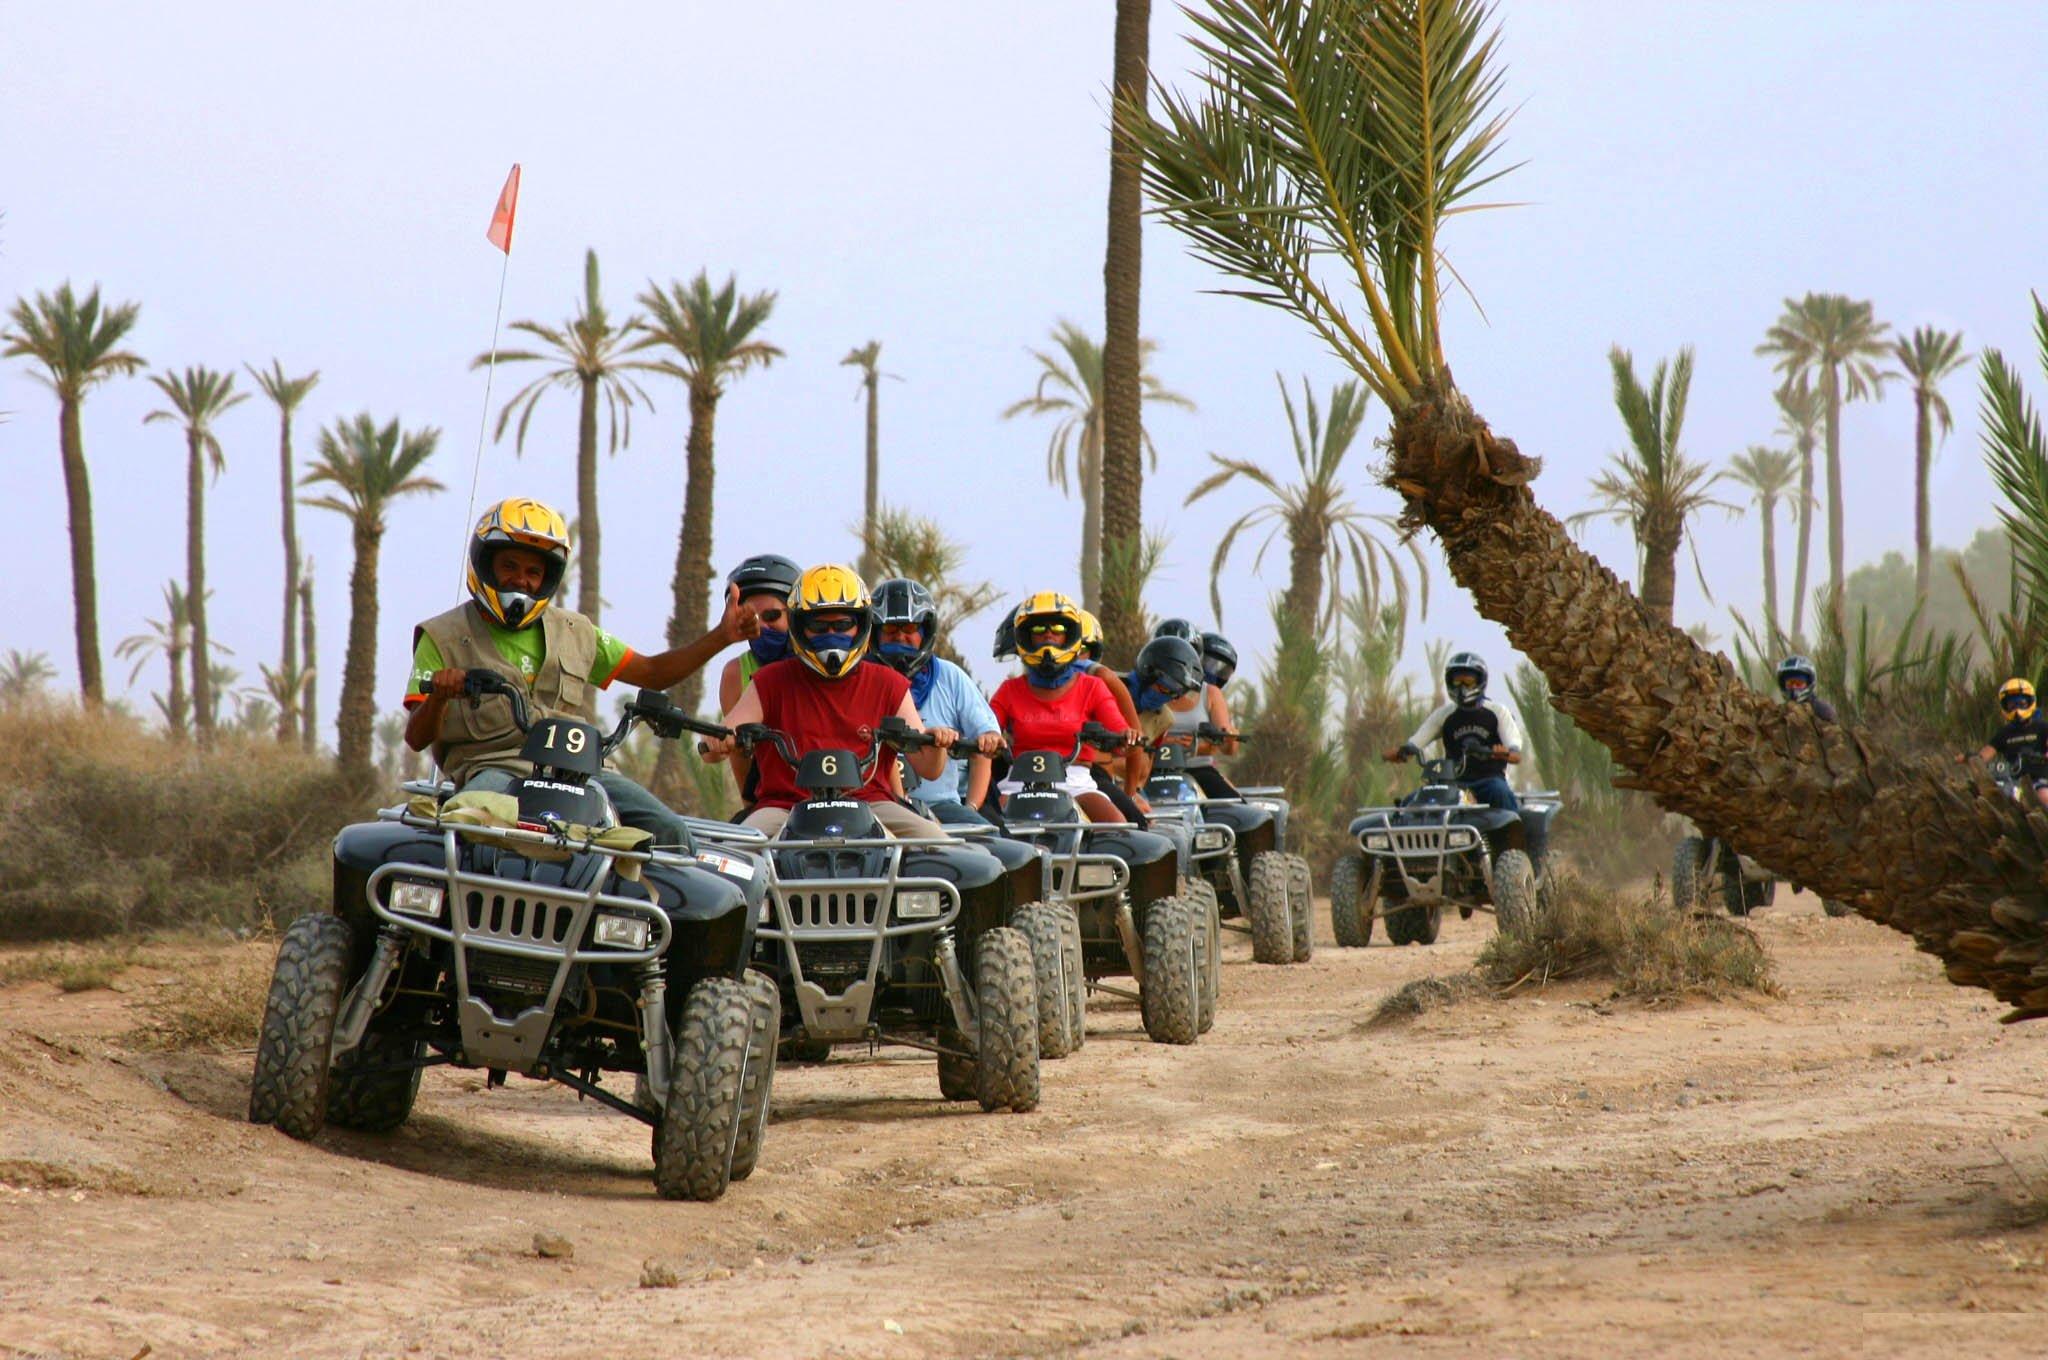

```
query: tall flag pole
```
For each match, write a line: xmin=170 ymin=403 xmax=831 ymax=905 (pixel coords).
xmin=463 ymin=163 xmax=522 ymax=593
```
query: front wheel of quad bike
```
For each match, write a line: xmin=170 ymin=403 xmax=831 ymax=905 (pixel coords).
xmin=1329 ymin=855 xmax=1375 ymax=948
xmin=1058 ymin=904 xmax=1086 ymax=1049
xmin=729 ymin=970 xmax=781 ymax=1182
xmin=1384 ymin=896 xmax=1443 ymax=947
xmin=326 ymin=1031 xmax=423 ymax=1133
xmin=248 ymin=913 xmax=353 ymax=1140
xmin=1492 ymin=849 xmax=1539 ymax=939
xmin=1671 ymin=837 xmax=1707 ymax=912
xmin=1140 ymin=899 xmax=1202 ymax=1046
xmin=1246 ymin=852 xmax=1295 ymax=965
xmin=974 ymin=927 xmax=1041 ymax=1113
xmin=654 ymin=976 xmax=753 ymax=1202
xmin=1285 ymin=855 xmax=1315 ymax=961
xmin=1823 ymin=898 xmax=1855 ymax=918
xmin=1182 ymin=879 xmax=1221 ymax=1034
xmin=1015 ymin=902 xmax=1079 ymax=1059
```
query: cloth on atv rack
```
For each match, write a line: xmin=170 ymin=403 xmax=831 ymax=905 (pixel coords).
xmin=403 ymin=791 xmax=655 ymax=879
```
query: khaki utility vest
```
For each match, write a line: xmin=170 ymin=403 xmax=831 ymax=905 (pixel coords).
xmin=418 ymin=602 xmax=601 ymax=786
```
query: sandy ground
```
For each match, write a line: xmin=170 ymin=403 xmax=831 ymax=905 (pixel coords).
xmin=3 ymin=894 xmax=2048 ymax=1360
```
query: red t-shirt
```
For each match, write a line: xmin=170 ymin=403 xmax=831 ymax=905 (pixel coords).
xmin=748 ymin=658 xmax=911 ymax=808
xmin=991 ymin=673 xmax=1126 ymax=764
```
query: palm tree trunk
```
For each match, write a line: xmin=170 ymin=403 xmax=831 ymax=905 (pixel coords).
xmin=1388 ymin=395 xmax=2048 ymax=1017
xmin=1079 ymin=421 xmax=1104 ymax=613
xmin=1282 ymin=521 xmax=1325 ymax=636
xmin=667 ymin=380 xmax=720 ymax=715
xmin=278 ymin=410 xmax=300 ymax=743
xmin=1097 ymin=0 xmax=1151 ymax=666
xmin=576 ymin=372 xmax=602 ymax=622
xmin=299 ymin=573 xmax=318 ymax=754
xmin=58 ymin=398 xmax=105 ymax=708
xmin=1638 ymin=522 xmax=1679 ymax=629
xmin=187 ymin=430 xmax=215 ymax=745
xmin=1760 ymin=499 xmax=1780 ymax=642
xmin=1913 ymin=385 xmax=1933 ymax=604
xmin=1789 ymin=435 xmax=1815 ymax=642
xmin=167 ymin=626 xmax=189 ymax=741
xmin=336 ymin=523 xmax=381 ymax=772
xmin=1823 ymin=367 xmax=1846 ymax=633
xmin=859 ymin=372 xmax=879 ymax=582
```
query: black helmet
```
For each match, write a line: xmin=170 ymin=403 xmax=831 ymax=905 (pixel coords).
xmin=1775 ymin=654 xmax=1817 ymax=702
xmin=726 ymin=552 xmax=801 ymax=602
xmin=1444 ymin=651 xmax=1488 ymax=706
xmin=1153 ymin=617 xmax=1201 ymax=644
xmin=1132 ymin=636 xmax=1205 ymax=700
xmin=872 ymin=578 xmax=939 ymax=676
xmin=992 ymin=602 xmax=1020 ymax=660
xmin=1200 ymin=631 xmax=1238 ymax=688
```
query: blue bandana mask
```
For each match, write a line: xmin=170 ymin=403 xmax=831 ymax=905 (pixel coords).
xmin=879 ymin=642 xmax=937 ymax=705
xmin=805 ymin=631 xmax=859 ymax=666
xmin=1027 ymin=660 xmax=1083 ymax=690
xmin=749 ymin=628 xmax=791 ymax=664
xmin=1129 ymin=673 xmax=1174 ymax=713
xmin=1205 ymin=669 xmax=1230 ymax=690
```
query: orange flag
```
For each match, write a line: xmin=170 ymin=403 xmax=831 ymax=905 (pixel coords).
xmin=485 ymin=164 xmax=521 ymax=254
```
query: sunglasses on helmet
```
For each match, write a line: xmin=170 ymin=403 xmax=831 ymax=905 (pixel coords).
xmin=802 ymin=614 xmax=860 ymax=637
xmin=1022 ymin=622 xmax=1075 ymax=644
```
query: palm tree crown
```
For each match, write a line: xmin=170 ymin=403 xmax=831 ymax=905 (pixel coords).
xmin=145 ymin=365 xmax=246 ymax=471
xmin=146 ymin=365 xmax=246 ymax=743
xmin=481 ymin=249 xmax=658 ymax=453
xmin=303 ymin=414 xmax=444 ymax=528
xmin=3 ymin=283 xmax=145 ymax=399
xmin=636 ymin=272 xmax=783 ymax=393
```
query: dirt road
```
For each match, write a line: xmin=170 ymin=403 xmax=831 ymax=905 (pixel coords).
xmin=4 ymin=895 xmax=2048 ymax=1359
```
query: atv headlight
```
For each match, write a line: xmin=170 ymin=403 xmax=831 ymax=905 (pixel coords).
xmin=1362 ymin=832 xmax=1391 ymax=852
xmin=895 ymin=890 xmax=944 ymax=921
xmin=1444 ymin=828 xmax=1479 ymax=850
xmin=1194 ymin=829 xmax=1228 ymax=851
xmin=387 ymin=880 xmax=445 ymax=920
xmin=1075 ymin=863 xmax=1118 ymax=888
xmin=593 ymin=912 xmax=651 ymax=950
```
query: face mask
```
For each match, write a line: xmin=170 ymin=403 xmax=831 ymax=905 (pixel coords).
xmin=750 ymin=629 xmax=791 ymax=664
xmin=496 ymin=589 xmax=541 ymax=627
xmin=1130 ymin=675 xmax=1174 ymax=713
xmin=877 ymin=641 xmax=924 ymax=672
xmin=1206 ymin=668 xmax=1230 ymax=690
xmin=1028 ymin=659 xmax=1081 ymax=689
xmin=806 ymin=631 xmax=859 ymax=670
xmin=1450 ymin=683 xmax=1482 ymax=706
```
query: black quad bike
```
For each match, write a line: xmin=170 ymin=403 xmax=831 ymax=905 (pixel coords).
xmin=249 ymin=673 xmax=774 ymax=1202
xmin=1330 ymin=736 xmax=1561 ymax=947
xmin=1672 ymin=828 xmax=1852 ymax=918
xmin=693 ymin=718 xmax=1043 ymax=1113
xmin=1142 ymin=730 xmax=1313 ymax=967
xmin=996 ymin=724 xmax=1212 ymax=1045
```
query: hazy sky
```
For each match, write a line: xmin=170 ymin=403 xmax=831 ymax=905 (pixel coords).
xmin=6 ymin=2 xmax=2046 ymax=731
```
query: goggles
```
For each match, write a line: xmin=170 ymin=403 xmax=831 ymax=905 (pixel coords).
xmin=802 ymin=613 xmax=861 ymax=637
xmin=2003 ymin=693 xmax=2034 ymax=713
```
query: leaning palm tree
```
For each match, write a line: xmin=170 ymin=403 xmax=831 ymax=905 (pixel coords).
xmin=146 ymin=365 xmax=247 ymax=744
xmin=1757 ymin=293 xmax=1892 ymax=632
xmin=1772 ymin=377 xmax=1825 ymax=642
xmin=842 ymin=340 xmax=892 ymax=580
xmin=1726 ymin=445 xmax=1804 ymax=642
xmin=1133 ymin=0 xmax=2048 ymax=1017
xmin=477 ymin=250 xmax=658 ymax=624
xmin=2 ymin=283 xmax=145 ymax=707
xmin=1002 ymin=321 xmax=1193 ymax=613
xmin=1185 ymin=374 xmax=1419 ymax=633
xmin=1892 ymin=325 xmax=1972 ymax=604
xmin=1570 ymin=346 xmax=1731 ymax=629
xmin=301 ymin=414 xmax=443 ymax=772
xmin=636 ymin=272 xmax=781 ymax=724
xmin=246 ymin=360 xmax=320 ymax=742
xmin=1100 ymin=0 xmax=1157 ymax=665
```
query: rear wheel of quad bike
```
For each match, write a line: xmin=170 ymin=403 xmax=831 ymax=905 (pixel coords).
xmin=1014 ymin=903 xmax=1078 ymax=1059
xmin=730 ymin=970 xmax=781 ymax=1182
xmin=654 ymin=976 xmax=752 ymax=1202
xmin=1823 ymin=898 xmax=1854 ymax=918
xmin=974 ymin=927 xmax=1041 ymax=1113
xmin=1329 ymin=855 xmax=1375 ymax=948
xmin=1140 ymin=899 xmax=1202 ymax=1045
xmin=1182 ymin=879 xmax=1221 ymax=1034
xmin=1285 ymin=855 xmax=1315 ymax=961
xmin=1671 ymin=837 xmax=1707 ymax=911
xmin=326 ymin=1032 xmax=422 ymax=1133
xmin=248 ymin=913 xmax=353 ymax=1140
xmin=1384 ymin=897 xmax=1443 ymax=947
xmin=1246 ymin=853 xmax=1294 ymax=965
xmin=1059 ymin=903 xmax=1087 ymax=1048
xmin=1493 ymin=849 xmax=1539 ymax=939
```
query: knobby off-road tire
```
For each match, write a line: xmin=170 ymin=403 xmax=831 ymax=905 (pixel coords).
xmin=937 ymin=1038 xmax=976 ymax=1101
xmin=326 ymin=1032 xmax=423 ymax=1133
xmin=1058 ymin=901 xmax=1087 ymax=1049
xmin=249 ymin=913 xmax=353 ymax=1140
xmin=1384 ymin=896 xmax=1443 ymax=947
xmin=1286 ymin=855 xmax=1315 ymax=962
xmin=1014 ymin=903 xmax=1079 ymax=1059
xmin=1329 ymin=854 xmax=1374 ymax=948
xmin=1182 ymin=878 xmax=1221 ymax=1034
xmin=655 ymin=976 xmax=753 ymax=1201
xmin=1246 ymin=853 xmax=1295 ymax=965
xmin=1672 ymin=837 xmax=1707 ymax=912
xmin=974 ymin=927 xmax=1041 ymax=1113
xmin=1140 ymin=899 xmax=1201 ymax=1046
xmin=1493 ymin=849 xmax=1539 ymax=939
xmin=730 ymin=970 xmax=781 ymax=1181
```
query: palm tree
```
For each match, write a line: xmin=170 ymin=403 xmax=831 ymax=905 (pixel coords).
xmin=1185 ymin=374 xmax=1419 ymax=633
xmin=0 ymin=650 xmax=56 ymax=708
xmin=1002 ymin=321 xmax=1193 ymax=613
xmin=1571 ymin=346 xmax=1730 ymax=628
xmin=302 ymin=414 xmax=443 ymax=772
xmin=146 ymin=366 xmax=247 ymax=744
xmin=2 ymin=283 xmax=145 ymax=706
xmin=863 ymin=504 xmax=1003 ymax=667
xmin=1132 ymin=0 xmax=2048 ymax=1013
xmin=1757 ymin=293 xmax=1892 ymax=632
xmin=1891 ymin=326 xmax=1972 ymax=604
xmin=1100 ymin=0 xmax=1156 ymax=666
xmin=1726 ymin=446 xmax=1803 ymax=641
xmin=114 ymin=581 xmax=211 ymax=738
xmin=477 ymin=250 xmax=658 ymax=624
xmin=247 ymin=360 xmax=320 ymax=742
xmin=298 ymin=567 xmax=318 ymax=753
xmin=842 ymin=340 xmax=893 ymax=580
xmin=637 ymin=272 xmax=781 ymax=721
xmin=1772 ymin=378 xmax=1825 ymax=641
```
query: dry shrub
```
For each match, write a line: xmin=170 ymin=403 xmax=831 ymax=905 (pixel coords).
xmin=1477 ymin=870 xmax=1778 ymax=1003
xmin=1369 ymin=972 xmax=1486 ymax=1027
xmin=0 ymin=941 xmax=138 ymax=992
xmin=134 ymin=942 xmax=275 ymax=1051
xmin=0 ymin=707 xmax=376 ymax=940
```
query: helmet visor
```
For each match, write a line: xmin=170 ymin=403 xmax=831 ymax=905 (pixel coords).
xmin=2003 ymin=692 xmax=2034 ymax=714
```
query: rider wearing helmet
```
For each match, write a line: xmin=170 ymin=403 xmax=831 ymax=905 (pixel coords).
xmin=991 ymin=592 xmax=1144 ymax=824
xmin=1774 ymin=654 xmax=1838 ymax=722
xmin=1071 ymin=608 xmax=1150 ymax=819
xmin=1176 ymin=630 xmax=1244 ymax=798
xmin=872 ymin=578 xmax=1003 ymax=827
xmin=1972 ymin=677 xmax=2048 ymax=806
xmin=404 ymin=497 xmax=758 ymax=847
xmin=1128 ymin=636 xmax=1208 ymax=742
xmin=712 ymin=552 xmax=802 ymax=798
xmin=1385 ymin=650 xmax=1525 ymax=813
xmin=1152 ymin=617 xmax=1201 ymax=646
xmin=706 ymin=564 xmax=954 ymax=837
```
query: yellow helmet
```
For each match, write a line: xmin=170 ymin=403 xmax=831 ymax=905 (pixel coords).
xmin=1013 ymin=591 xmax=1086 ymax=683
xmin=787 ymin=564 xmax=874 ymax=678
xmin=2000 ymin=677 xmax=2037 ymax=721
xmin=1076 ymin=608 xmax=1104 ymax=662
xmin=466 ymin=497 xmax=570 ymax=629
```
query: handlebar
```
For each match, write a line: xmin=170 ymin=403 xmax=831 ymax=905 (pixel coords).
xmin=462 ymin=670 xmax=723 ymax=761
xmin=710 ymin=715 xmax=943 ymax=776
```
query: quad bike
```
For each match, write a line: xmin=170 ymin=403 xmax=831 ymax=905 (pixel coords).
xmin=693 ymin=718 xmax=1043 ymax=1113
xmin=1141 ymin=733 xmax=1313 ymax=966
xmin=1672 ymin=829 xmax=1852 ymax=918
xmin=995 ymin=724 xmax=1212 ymax=1045
xmin=249 ymin=673 xmax=774 ymax=1202
xmin=1330 ymin=736 xmax=1561 ymax=947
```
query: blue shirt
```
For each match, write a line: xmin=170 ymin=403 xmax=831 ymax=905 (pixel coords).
xmin=905 ymin=658 xmax=999 ymax=804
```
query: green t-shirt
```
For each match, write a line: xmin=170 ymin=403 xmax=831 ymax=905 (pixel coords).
xmin=405 ymin=620 xmax=632 ymax=703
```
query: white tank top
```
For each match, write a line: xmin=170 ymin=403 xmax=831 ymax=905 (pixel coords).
xmin=1166 ymin=695 xmax=1213 ymax=767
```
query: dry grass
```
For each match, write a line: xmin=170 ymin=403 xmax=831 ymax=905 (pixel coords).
xmin=1369 ymin=973 xmax=1487 ymax=1027
xmin=0 ymin=942 xmax=138 ymax=992
xmin=132 ymin=941 xmax=275 ymax=1051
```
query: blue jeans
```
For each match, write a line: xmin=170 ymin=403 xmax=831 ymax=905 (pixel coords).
xmin=1461 ymin=777 xmax=1519 ymax=812
xmin=926 ymin=799 xmax=992 ymax=828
